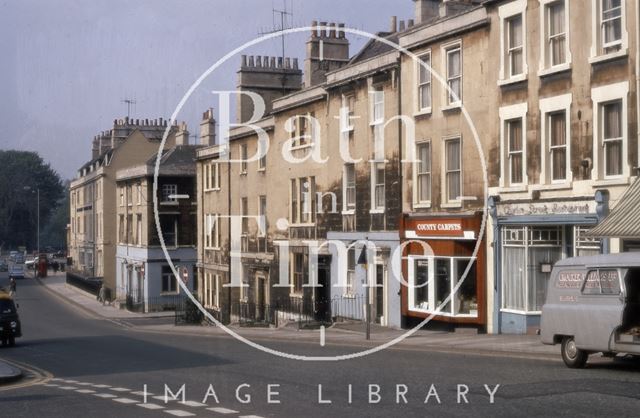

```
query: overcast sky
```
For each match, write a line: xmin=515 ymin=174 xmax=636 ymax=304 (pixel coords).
xmin=0 ymin=0 xmax=412 ymax=179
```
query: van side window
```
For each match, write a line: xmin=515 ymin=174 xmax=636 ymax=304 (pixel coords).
xmin=600 ymin=270 xmax=621 ymax=295
xmin=581 ymin=269 xmax=621 ymax=295
xmin=582 ymin=270 xmax=601 ymax=295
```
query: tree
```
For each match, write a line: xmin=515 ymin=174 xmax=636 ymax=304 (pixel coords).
xmin=0 ymin=150 xmax=64 ymax=252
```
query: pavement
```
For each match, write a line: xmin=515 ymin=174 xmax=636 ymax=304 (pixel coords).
xmin=32 ymin=269 xmax=559 ymax=360
xmin=0 ymin=358 xmax=22 ymax=384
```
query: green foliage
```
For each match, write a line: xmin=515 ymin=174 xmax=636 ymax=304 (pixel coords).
xmin=0 ymin=150 xmax=64 ymax=252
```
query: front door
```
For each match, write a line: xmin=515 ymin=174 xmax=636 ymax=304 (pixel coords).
xmin=255 ymin=273 xmax=267 ymax=321
xmin=375 ymin=265 xmax=384 ymax=324
xmin=315 ymin=265 xmax=331 ymax=322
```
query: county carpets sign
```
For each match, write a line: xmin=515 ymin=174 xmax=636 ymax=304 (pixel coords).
xmin=414 ymin=220 xmax=465 ymax=238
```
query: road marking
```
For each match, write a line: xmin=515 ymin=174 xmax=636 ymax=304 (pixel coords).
xmin=76 ymin=389 xmax=96 ymax=394
xmin=181 ymin=400 xmax=206 ymax=407
xmin=207 ymin=407 xmax=239 ymax=414
xmin=76 ymin=382 xmax=93 ymax=386
xmin=92 ymin=384 xmax=111 ymax=388
xmin=43 ymin=384 xmax=59 ymax=387
xmin=63 ymin=380 xmax=79 ymax=383
xmin=164 ymin=410 xmax=195 ymax=417
xmin=110 ymin=387 xmax=132 ymax=392
xmin=59 ymin=386 xmax=78 ymax=390
xmin=320 ymin=325 xmax=325 ymax=347
xmin=132 ymin=391 xmax=155 ymax=396
xmin=93 ymin=393 xmax=117 ymax=398
xmin=113 ymin=398 xmax=138 ymax=404
xmin=49 ymin=378 xmax=62 ymax=381
xmin=153 ymin=395 xmax=172 ymax=402
xmin=240 ymin=415 xmax=265 ymax=418
xmin=138 ymin=403 xmax=165 ymax=410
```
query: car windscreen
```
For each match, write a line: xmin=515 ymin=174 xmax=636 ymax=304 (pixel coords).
xmin=0 ymin=300 xmax=16 ymax=314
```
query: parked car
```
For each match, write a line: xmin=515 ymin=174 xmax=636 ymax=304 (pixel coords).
xmin=8 ymin=265 xmax=25 ymax=280
xmin=541 ymin=253 xmax=640 ymax=368
xmin=0 ymin=291 xmax=22 ymax=347
xmin=0 ymin=261 xmax=7 ymax=272
xmin=24 ymin=257 xmax=38 ymax=270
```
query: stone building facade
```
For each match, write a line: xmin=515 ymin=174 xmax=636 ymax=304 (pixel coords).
xmin=68 ymin=118 xmax=176 ymax=295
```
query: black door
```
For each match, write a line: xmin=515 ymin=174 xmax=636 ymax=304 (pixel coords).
xmin=375 ymin=265 xmax=384 ymax=324
xmin=315 ymin=265 xmax=331 ymax=322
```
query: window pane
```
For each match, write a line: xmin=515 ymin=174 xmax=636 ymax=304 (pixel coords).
xmin=413 ymin=259 xmax=429 ymax=311
xmin=603 ymin=101 xmax=622 ymax=139
xmin=446 ymin=139 xmax=461 ymax=201
xmin=605 ymin=140 xmax=623 ymax=176
xmin=434 ymin=259 xmax=451 ymax=314
xmin=503 ymin=246 xmax=526 ymax=310
xmin=453 ymin=259 xmax=477 ymax=315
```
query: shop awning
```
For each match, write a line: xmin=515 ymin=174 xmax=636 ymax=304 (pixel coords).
xmin=589 ymin=177 xmax=640 ymax=238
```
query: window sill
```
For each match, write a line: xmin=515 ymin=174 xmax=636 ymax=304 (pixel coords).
xmin=538 ymin=63 xmax=571 ymax=78
xmin=160 ymin=292 xmax=180 ymax=296
xmin=289 ymin=222 xmax=316 ymax=227
xmin=341 ymin=210 xmax=355 ymax=215
xmin=414 ymin=108 xmax=432 ymax=118
xmin=342 ymin=294 xmax=357 ymax=299
xmin=289 ymin=293 xmax=303 ymax=299
xmin=239 ymin=171 xmax=247 ymax=176
xmin=497 ymin=74 xmax=527 ymax=87
xmin=160 ymin=201 xmax=178 ymax=206
xmin=257 ymin=168 xmax=266 ymax=173
xmin=369 ymin=209 xmax=385 ymax=214
xmin=589 ymin=49 xmax=628 ymax=65
xmin=591 ymin=177 xmax=630 ymax=188
xmin=290 ymin=143 xmax=314 ymax=151
xmin=441 ymin=103 xmax=462 ymax=112
xmin=531 ymin=182 xmax=573 ymax=191
xmin=496 ymin=185 xmax=528 ymax=193
xmin=441 ymin=202 xmax=462 ymax=209
xmin=413 ymin=202 xmax=432 ymax=209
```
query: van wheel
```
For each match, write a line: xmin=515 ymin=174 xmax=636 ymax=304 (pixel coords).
xmin=561 ymin=336 xmax=588 ymax=368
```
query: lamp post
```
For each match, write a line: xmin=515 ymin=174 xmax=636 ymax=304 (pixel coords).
xmin=23 ymin=186 xmax=40 ymax=256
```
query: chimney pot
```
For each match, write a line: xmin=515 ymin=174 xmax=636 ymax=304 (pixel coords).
xmin=329 ymin=22 xmax=336 ymax=38
xmin=264 ymin=55 xmax=270 ymax=67
xmin=241 ymin=55 xmax=247 ymax=67
xmin=390 ymin=16 xmax=397 ymax=32
xmin=320 ymin=22 xmax=328 ymax=37
xmin=270 ymin=56 xmax=276 ymax=67
xmin=293 ymin=57 xmax=299 ymax=69
xmin=256 ymin=56 xmax=262 ymax=67
xmin=277 ymin=57 xmax=283 ymax=68
xmin=311 ymin=20 xmax=318 ymax=38
xmin=338 ymin=23 xmax=345 ymax=38
xmin=408 ymin=19 xmax=415 ymax=27
xmin=399 ymin=20 xmax=406 ymax=31
xmin=284 ymin=57 xmax=291 ymax=69
xmin=248 ymin=56 xmax=254 ymax=67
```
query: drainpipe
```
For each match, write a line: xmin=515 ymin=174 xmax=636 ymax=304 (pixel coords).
xmin=636 ymin=0 xmax=640 ymax=176
xmin=595 ymin=190 xmax=610 ymax=254
xmin=488 ymin=195 xmax=501 ymax=334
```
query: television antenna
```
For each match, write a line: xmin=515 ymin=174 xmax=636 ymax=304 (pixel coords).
xmin=258 ymin=0 xmax=294 ymax=93
xmin=121 ymin=98 xmax=136 ymax=118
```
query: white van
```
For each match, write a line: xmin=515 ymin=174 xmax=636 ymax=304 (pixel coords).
xmin=541 ymin=253 xmax=640 ymax=368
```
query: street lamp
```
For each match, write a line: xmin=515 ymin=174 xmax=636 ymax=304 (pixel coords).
xmin=23 ymin=186 xmax=40 ymax=255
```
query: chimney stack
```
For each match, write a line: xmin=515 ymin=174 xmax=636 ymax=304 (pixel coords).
xmin=175 ymin=122 xmax=189 ymax=145
xmin=304 ymin=20 xmax=350 ymax=87
xmin=414 ymin=0 xmax=440 ymax=24
xmin=200 ymin=108 xmax=216 ymax=146
xmin=390 ymin=16 xmax=397 ymax=33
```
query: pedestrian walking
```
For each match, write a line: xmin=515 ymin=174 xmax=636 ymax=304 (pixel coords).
xmin=9 ymin=278 xmax=16 ymax=297
xmin=98 ymin=284 xmax=107 ymax=306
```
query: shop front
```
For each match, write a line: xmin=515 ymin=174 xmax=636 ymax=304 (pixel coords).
xmin=400 ymin=213 xmax=487 ymax=331
xmin=489 ymin=196 xmax=605 ymax=334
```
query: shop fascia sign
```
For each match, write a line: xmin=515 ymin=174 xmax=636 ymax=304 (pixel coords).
xmin=407 ymin=219 xmax=475 ymax=240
